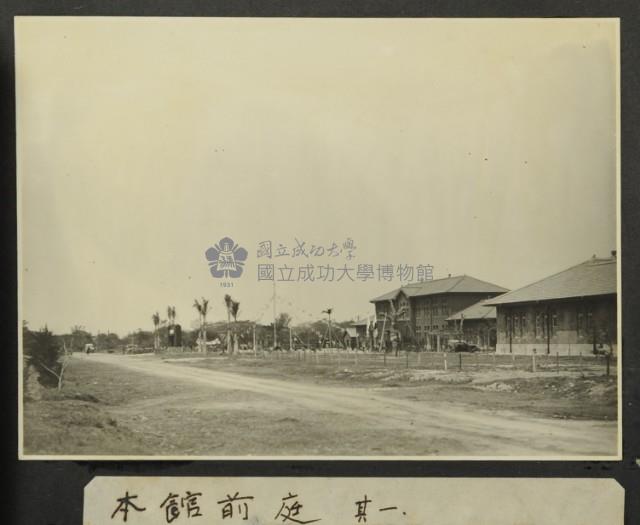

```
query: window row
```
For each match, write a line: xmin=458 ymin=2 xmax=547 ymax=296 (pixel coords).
xmin=415 ymin=302 xmax=450 ymax=317
xmin=504 ymin=308 xmax=594 ymax=338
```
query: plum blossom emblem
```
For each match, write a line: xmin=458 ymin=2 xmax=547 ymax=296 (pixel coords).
xmin=205 ymin=237 xmax=248 ymax=279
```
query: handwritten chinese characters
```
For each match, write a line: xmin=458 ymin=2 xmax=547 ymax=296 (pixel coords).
xmin=159 ymin=492 xmax=203 ymax=523
xmin=257 ymin=239 xmax=357 ymax=260
xmin=111 ymin=492 xmax=146 ymax=522
xmin=355 ymin=495 xmax=407 ymax=523
xmin=89 ymin=476 xmax=624 ymax=525
xmin=217 ymin=492 xmax=254 ymax=520
xmin=110 ymin=490 xmax=407 ymax=524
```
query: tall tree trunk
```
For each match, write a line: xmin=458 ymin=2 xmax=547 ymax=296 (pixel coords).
xmin=202 ymin=314 xmax=207 ymax=352
xmin=227 ymin=311 xmax=231 ymax=354
xmin=233 ymin=322 xmax=239 ymax=354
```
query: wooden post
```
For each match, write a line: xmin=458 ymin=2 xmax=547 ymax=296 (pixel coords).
xmin=459 ymin=353 xmax=462 ymax=371
xmin=532 ymin=354 xmax=537 ymax=373
xmin=384 ymin=352 xmax=387 ymax=367
xmin=253 ymin=324 xmax=257 ymax=358
xmin=418 ymin=352 xmax=421 ymax=366
xmin=406 ymin=351 xmax=409 ymax=369
xmin=556 ymin=352 xmax=559 ymax=373
xmin=606 ymin=352 xmax=611 ymax=377
xmin=444 ymin=353 xmax=448 ymax=371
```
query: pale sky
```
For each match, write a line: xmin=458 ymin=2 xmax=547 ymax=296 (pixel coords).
xmin=16 ymin=17 xmax=619 ymax=336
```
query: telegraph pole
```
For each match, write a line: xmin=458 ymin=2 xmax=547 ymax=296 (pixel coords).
xmin=272 ymin=279 xmax=277 ymax=349
xmin=253 ymin=323 xmax=257 ymax=352
xmin=322 ymin=308 xmax=333 ymax=348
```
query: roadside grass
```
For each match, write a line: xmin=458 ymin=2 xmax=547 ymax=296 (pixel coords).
xmin=22 ymin=358 xmax=175 ymax=456
xmin=22 ymin=357 xmax=447 ymax=456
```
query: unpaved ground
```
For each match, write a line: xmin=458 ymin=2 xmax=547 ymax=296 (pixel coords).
xmin=165 ymin=353 xmax=617 ymax=421
xmin=22 ymin=352 xmax=618 ymax=458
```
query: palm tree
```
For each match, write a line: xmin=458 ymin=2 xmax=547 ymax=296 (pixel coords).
xmin=166 ymin=306 xmax=177 ymax=345
xmin=224 ymin=295 xmax=241 ymax=354
xmin=151 ymin=312 xmax=160 ymax=351
xmin=167 ymin=306 xmax=176 ymax=326
xmin=231 ymin=300 xmax=240 ymax=352
xmin=193 ymin=298 xmax=209 ymax=352
xmin=322 ymin=308 xmax=333 ymax=347
xmin=387 ymin=299 xmax=408 ymax=356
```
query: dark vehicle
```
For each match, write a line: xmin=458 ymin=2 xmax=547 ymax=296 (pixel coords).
xmin=593 ymin=344 xmax=613 ymax=356
xmin=448 ymin=340 xmax=480 ymax=353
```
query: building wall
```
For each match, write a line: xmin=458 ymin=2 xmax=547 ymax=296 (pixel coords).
xmin=412 ymin=293 xmax=501 ymax=349
xmin=374 ymin=292 xmax=504 ymax=350
xmin=495 ymin=295 xmax=617 ymax=355
xmin=446 ymin=319 xmax=497 ymax=350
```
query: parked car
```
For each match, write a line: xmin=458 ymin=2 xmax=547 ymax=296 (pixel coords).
xmin=593 ymin=344 xmax=613 ymax=356
xmin=448 ymin=340 xmax=480 ymax=353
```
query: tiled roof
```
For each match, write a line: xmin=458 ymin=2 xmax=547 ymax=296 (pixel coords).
xmin=485 ymin=256 xmax=617 ymax=306
xmin=370 ymin=275 xmax=508 ymax=303
xmin=447 ymin=299 xmax=497 ymax=321
xmin=370 ymin=287 xmax=404 ymax=302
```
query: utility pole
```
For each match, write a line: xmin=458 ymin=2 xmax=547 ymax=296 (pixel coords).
xmin=273 ymin=279 xmax=277 ymax=349
xmin=253 ymin=323 xmax=257 ymax=353
xmin=546 ymin=305 xmax=551 ymax=355
xmin=322 ymin=308 xmax=333 ymax=348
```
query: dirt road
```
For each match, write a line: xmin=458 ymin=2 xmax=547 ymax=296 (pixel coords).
xmin=76 ymin=353 xmax=618 ymax=457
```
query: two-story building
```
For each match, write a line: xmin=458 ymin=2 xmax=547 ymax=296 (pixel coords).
xmin=370 ymin=275 xmax=508 ymax=351
xmin=485 ymin=254 xmax=617 ymax=355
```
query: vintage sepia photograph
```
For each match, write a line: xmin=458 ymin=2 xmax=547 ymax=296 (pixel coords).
xmin=16 ymin=17 xmax=620 ymax=459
